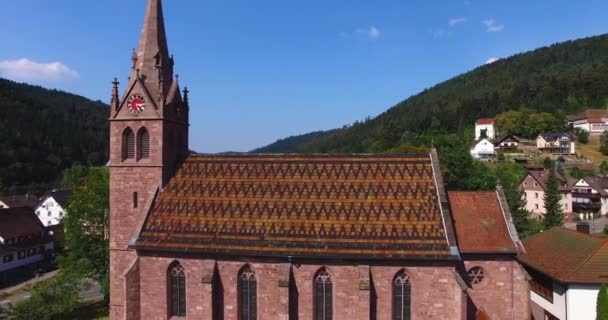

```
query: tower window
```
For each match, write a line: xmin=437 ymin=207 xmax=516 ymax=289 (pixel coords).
xmin=314 ymin=268 xmax=332 ymax=320
xmin=168 ymin=262 xmax=187 ymax=317
xmin=122 ymin=128 xmax=135 ymax=160
xmin=133 ymin=192 xmax=138 ymax=209
xmin=393 ymin=270 xmax=411 ymax=320
xmin=238 ymin=265 xmax=257 ymax=320
xmin=138 ymin=128 xmax=150 ymax=160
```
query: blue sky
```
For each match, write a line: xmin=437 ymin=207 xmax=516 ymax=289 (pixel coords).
xmin=1 ymin=0 xmax=607 ymax=152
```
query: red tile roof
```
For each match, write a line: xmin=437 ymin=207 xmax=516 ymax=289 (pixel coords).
xmin=475 ymin=118 xmax=495 ymax=125
xmin=518 ymin=227 xmax=608 ymax=284
xmin=0 ymin=195 xmax=38 ymax=209
xmin=135 ymin=153 xmax=459 ymax=260
xmin=567 ymin=109 xmax=608 ymax=122
xmin=448 ymin=191 xmax=517 ymax=254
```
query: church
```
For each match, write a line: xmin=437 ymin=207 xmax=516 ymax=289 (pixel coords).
xmin=109 ymin=1 xmax=530 ymax=319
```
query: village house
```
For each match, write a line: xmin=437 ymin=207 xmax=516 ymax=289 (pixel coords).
xmin=536 ymin=133 xmax=576 ymax=155
xmin=519 ymin=227 xmax=608 ymax=320
xmin=470 ymin=138 xmax=496 ymax=160
xmin=571 ymin=175 xmax=608 ymax=218
xmin=494 ymin=134 xmax=520 ymax=151
xmin=0 ymin=207 xmax=54 ymax=288
xmin=107 ymin=1 xmax=531 ymax=319
xmin=35 ymin=189 xmax=72 ymax=226
xmin=567 ymin=109 xmax=608 ymax=136
xmin=475 ymin=118 xmax=497 ymax=140
xmin=520 ymin=170 xmax=572 ymax=220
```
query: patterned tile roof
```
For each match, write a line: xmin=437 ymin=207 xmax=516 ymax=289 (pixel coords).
xmin=135 ymin=153 xmax=459 ymax=260
xmin=518 ymin=227 xmax=608 ymax=284
xmin=448 ymin=191 xmax=518 ymax=254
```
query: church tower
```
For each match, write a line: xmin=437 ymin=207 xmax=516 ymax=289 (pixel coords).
xmin=108 ymin=0 xmax=189 ymax=318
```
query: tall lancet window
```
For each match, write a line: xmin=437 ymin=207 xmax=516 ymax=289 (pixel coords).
xmin=168 ymin=261 xmax=186 ymax=317
xmin=122 ymin=128 xmax=135 ymax=160
xmin=137 ymin=127 xmax=150 ymax=160
xmin=238 ymin=265 xmax=257 ymax=320
xmin=314 ymin=268 xmax=332 ymax=320
xmin=393 ymin=270 xmax=411 ymax=320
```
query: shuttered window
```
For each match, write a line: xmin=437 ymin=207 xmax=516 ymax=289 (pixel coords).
xmin=168 ymin=262 xmax=186 ymax=317
xmin=122 ymin=128 xmax=135 ymax=160
xmin=393 ymin=271 xmax=411 ymax=320
xmin=239 ymin=265 xmax=257 ymax=320
xmin=138 ymin=128 xmax=150 ymax=159
xmin=314 ymin=268 xmax=332 ymax=320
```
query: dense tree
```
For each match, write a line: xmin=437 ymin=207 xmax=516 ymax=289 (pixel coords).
xmin=0 ymin=78 xmax=108 ymax=195
xmin=600 ymin=161 xmax=608 ymax=175
xmin=495 ymin=163 xmax=537 ymax=237
xmin=601 ymin=132 xmax=608 ymax=156
xmin=61 ymin=167 xmax=110 ymax=299
xmin=576 ymin=128 xmax=590 ymax=144
xmin=543 ymin=167 xmax=564 ymax=229
xmin=598 ymin=285 xmax=608 ymax=320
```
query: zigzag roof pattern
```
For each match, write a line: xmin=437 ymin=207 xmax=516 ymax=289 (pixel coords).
xmin=135 ymin=153 xmax=459 ymax=260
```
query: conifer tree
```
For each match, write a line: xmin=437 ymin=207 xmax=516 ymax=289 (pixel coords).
xmin=543 ymin=167 xmax=563 ymax=229
xmin=598 ymin=285 xmax=608 ymax=320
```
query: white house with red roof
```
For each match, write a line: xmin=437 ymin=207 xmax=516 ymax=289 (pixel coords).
xmin=475 ymin=118 xmax=496 ymax=140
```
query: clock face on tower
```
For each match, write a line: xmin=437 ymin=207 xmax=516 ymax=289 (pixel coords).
xmin=128 ymin=94 xmax=146 ymax=114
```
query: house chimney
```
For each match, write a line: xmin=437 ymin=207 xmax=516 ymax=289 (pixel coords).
xmin=576 ymin=222 xmax=590 ymax=234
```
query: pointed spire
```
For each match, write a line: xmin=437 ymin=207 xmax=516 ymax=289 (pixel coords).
xmin=132 ymin=0 xmax=173 ymax=96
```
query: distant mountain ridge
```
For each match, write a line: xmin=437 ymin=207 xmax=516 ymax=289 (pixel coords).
xmin=0 ymin=78 xmax=109 ymax=195
xmin=254 ymin=33 xmax=608 ymax=153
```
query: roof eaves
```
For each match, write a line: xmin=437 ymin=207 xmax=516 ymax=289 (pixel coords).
xmin=430 ymin=149 xmax=460 ymax=259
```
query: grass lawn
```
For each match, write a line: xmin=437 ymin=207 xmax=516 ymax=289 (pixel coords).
xmin=576 ymin=136 xmax=608 ymax=163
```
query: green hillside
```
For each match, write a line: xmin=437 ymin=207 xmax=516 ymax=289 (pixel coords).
xmin=255 ymin=33 xmax=608 ymax=153
xmin=0 ymin=78 xmax=109 ymax=195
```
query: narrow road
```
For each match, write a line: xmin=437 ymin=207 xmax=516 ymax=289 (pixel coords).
xmin=564 ymin=216 xmax=608 ymax=234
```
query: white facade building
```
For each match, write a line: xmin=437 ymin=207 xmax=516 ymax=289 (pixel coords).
xmin=35 ymin=190 xmax=71 ymax=226
xmin=520 ymin=227 xmax=608 ymax=320
xmin=474 ymin=118 xmax=496 ymax=140
xmin=470 ymin=138 xmax=496 ymax=159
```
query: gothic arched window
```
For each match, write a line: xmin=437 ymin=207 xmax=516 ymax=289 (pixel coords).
xmin=238 ymin=265 xmax=257 ymax=320
xmin=168 ymin=262 xmax=186 ymax=317
xmin=393 ymin=270 xmax=411 ymax=320
xmin=122 ymin=128 xmax=135 ymax=160
xmin=314 ymin=268 xmax=332 ymax=320
xmin=137 ymin=127 xmax=150 ymax=160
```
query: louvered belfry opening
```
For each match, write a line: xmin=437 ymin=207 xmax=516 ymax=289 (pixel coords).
xmin=314 ymin=268 xmax=332 ymax=320
xmin=393 ymin=271 xmax=411 ymax=320
xmin=122 ymin=128 xmax=135 ymax=160
xmin=168 ymin=261 xmax=186 ymax=317
xmin=238 ymin=265 xmax=257 ymax=320
xmin=138 ymin=127 xmax=150 ymax=160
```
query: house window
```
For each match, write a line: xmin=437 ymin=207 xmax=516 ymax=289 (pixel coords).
xmin=137 ymin=128 xmax=150 ymax=160
xmin=17 ymin=251 xmax=25 ymax=259
xmin=468 ymin=266 xmax=485 ymax=285
xmin=168 ymin=261 xmax=186 ymax=317
xmin=534 ymin=183 xmax=538 ymax=187
xmin=238 ymin=265 xmax=257 ymax=320
xmin=524 ymin=182 xmax=527 ymax=187
xmin=122 ymin=128 xmax=135 ymax=160
xmin=2 ymin=254 xmax=14 ymax=263
xmin=535 ymin=193 xmax=539 ymax=199
xmin=393 ymin=270 xmax=411 ymax=320
xmin=314 ymin=268 xmax=332 ymax=320
xmin=535 ymin=204 xmax=540 ymax=210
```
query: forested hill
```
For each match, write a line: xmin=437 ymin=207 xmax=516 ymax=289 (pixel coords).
xmin=255 ymin=33 xmax=608 ymax=153
xmin=0 ymin=78 xmax=109 ymax=195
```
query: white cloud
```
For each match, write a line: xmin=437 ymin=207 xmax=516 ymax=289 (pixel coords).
xmin=431 ymin=28 xmax=448 ymax=39
xmin=0 ymin=58 xmax=79 ymax=82
xmin=449 ymin=18 xmax=467 ymax=27
xmin=355 ymin=26 xmax=381 ymax=40
xmin=482 ymin=19 xmax=504 ymax=32
xmin=485 ymin=57 xmax=500 ymax=64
